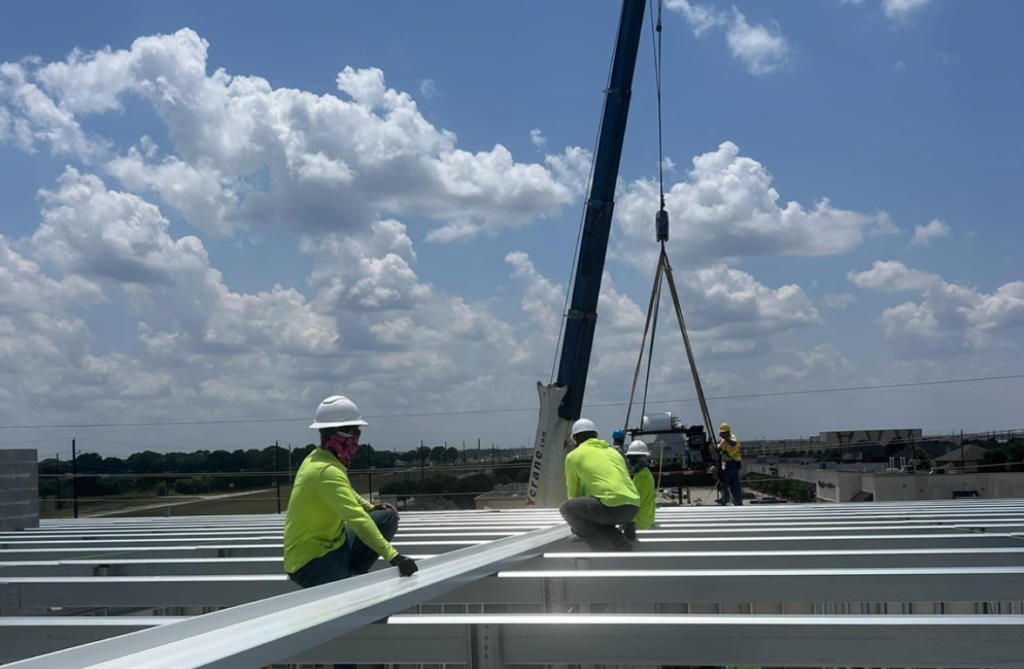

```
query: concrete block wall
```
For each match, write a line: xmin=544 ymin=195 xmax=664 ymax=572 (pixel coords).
xmin=0 ymin=449 xmax=39 ymax=531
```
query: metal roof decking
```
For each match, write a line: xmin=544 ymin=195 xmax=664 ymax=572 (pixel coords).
xmin=2 ymin=499 xmax=1023 ymax=667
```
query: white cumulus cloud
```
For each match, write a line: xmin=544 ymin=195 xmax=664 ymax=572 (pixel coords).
xmin=726 ymin=9 xmax=791 ymax=76
xmin=3 ymin=29 xmax=585 ymax=242
xmin=418 ymin=78 xmax=439 ymax=99
xmin=821 ymin=293 xmax=856 ymax=310
xmin=530 ymin=128 xmax=547 ymax=151
xmin=910 ymin=218 xmax=951 ymax=246
xmin=850 ymin=260 xmax=1024 ymax=353
xmin=616 ymin=141 xmax=895 ymax=267
xmin=882 ymin=0 xmax=934 ymax=20
xmin=665 ymin=1 xmax=791 ymax=75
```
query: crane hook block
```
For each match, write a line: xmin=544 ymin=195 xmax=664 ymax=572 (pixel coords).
xmin=656 ymin=208 xmax=669 ymax=242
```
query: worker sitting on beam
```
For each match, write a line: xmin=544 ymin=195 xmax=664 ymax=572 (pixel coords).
xmin=560 ymin=418 xmax=641 ymax=552
xmin=622 ymin=440 xmax=656 ymax=541
xmin=284 ymin=395 xmax=419 ymax=591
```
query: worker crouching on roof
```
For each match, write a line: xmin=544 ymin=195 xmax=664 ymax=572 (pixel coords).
xmin=284 ymin=395 xmax=419 ymax=589
xmin=717 ymin=422 xmax=743 ymax=506
xmin=621 ymin=440 xmax=656 ymax=541
xmin=560 ymin=418 xmax=640 ymax=552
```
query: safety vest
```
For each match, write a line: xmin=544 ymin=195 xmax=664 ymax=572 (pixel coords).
xmin=720 ymin=436 xmax=741 ymax=462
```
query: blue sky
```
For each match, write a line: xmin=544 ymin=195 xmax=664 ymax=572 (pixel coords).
xmin=1 ymin=0 xmax=1023 ymax=459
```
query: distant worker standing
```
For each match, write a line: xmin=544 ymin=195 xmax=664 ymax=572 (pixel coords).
xmin=560 ymin=418 xmax=640 ymax=552
xmin=611 ymin=429 xmax=627 ymax=453
xmin=622 ymin=440 xmax=656 ymax=541
xmin=716 ymin=422 xmax=743 ymax=506
xmin=284 ymin=395 xmax=419 ymax=588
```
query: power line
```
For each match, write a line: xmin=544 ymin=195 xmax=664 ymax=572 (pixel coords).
xmin=77 ymin=436 xmax=275 ymax=453
xmin=1 ymin=373 xmax=1022 ymax=431
xmin=0 ymin=436 xmax=73 ymax=447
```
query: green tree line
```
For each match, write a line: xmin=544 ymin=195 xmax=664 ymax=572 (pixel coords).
xmin=379 ymin=467 xmax=532 ymax=510
xmin=38 ymin=442 xmax=526 ymax=500
xmin=741 ymin=472 xmax=815 ymax=503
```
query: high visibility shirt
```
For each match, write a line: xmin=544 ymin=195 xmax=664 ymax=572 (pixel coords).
xmin=632 ymin=466 xmax=656 ymax=530
xmin=720 ymin=435 xmax=742 ymax=463
xmin=283 ymin=447 xmax=399 ymax=574
xmin=565 ymin=439 xmax=640 ymax=508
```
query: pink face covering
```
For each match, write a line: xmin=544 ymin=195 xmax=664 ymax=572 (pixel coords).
xmin=323 ymin=432 xmax=359 ymax=468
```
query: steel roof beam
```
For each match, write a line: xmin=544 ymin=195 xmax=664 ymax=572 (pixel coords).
xmin=0 ymin=618 xmax=469 ymax=666
xmin=2 ymin=525 xmax=570 ymax=669
xmin=5 ymin=545 xmax=1024 ymax=577
xmin=388 ymin=613 xmax=1024 ymax=667
xmin=9 ymin=565 xmax=1019 ymax=608
xmin=7 ymin=613 xmax=1024 ymax=667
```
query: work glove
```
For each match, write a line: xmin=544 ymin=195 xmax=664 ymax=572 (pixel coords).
xmin=390 ymin=554 xmax=419 ymax=577
xmin=623 ymin=523 xmax=638 ymax=542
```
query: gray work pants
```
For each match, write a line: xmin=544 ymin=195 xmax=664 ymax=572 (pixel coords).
xmin=559 ymin=497 xmax=638 ymax=552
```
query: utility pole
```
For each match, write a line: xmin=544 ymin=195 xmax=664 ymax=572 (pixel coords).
xmin=55 ymin=453 xmax=62 ymax=511
xmin=420 ymin=440 xmax=426 ymax=481
xmin=960 ymin=429 xmax=965 ymax=470
xmin=287 ymin=444 xmax=292 ymax=479
xmin=367 ymin=442 xmax=374 ymax=503
xmin=275 ymin=440 xmax=282 ymax=514
xmin=462 ymin=440 xmax=466 ymax=465
xmin=444 ymin=441 xmax=448 ymax=467
xmin=71 ymin=438 xmax=79 ymax=519
xmin=477 ymin=438 xmax=481 ymax=463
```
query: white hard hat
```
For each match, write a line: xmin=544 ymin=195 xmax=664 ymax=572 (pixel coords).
xmin=626 ymin=440 xmax=650 ymax=457
xmin=310 ymin=395 xmax=369 ymax=430
xmin=571 ymin=418 xmax=597 ymax=437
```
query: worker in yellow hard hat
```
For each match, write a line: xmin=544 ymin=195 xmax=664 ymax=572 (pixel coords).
xmin=716 ymin=422 xmax=743 ymax=506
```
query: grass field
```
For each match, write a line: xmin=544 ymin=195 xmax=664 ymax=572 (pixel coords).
xmin=39 ymin=467 xmax=466 ymax=518
xmin=38 ymin=467 xmax=448 ymax=518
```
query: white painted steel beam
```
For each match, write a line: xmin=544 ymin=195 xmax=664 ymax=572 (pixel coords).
xmin=506 ymin=566 xmax=1024 ymax=604
xmin=630 ymin=532 xmax=1024 ymax=550
xmin=17 ymin=565 xmax=1024 ymax=608
xmin=7 ymin=613 xmax=1024 ymax=667
xmin=532 ymin=546 xmax=1024 ymax=570
xmin=2 ymin=524 xmax=570 ymax=669
xmin=429 ymin=566 xmax=1024 ymax=605
xmin=0 ymin=618 xmax=469 ymax=665
xmin=0 ymin=537 xmax=481 ymax=561
xmin=5 ymin=544 xmax=1024 ymax=578
xmin=388 ymin=613 xmax=1024 ymax=667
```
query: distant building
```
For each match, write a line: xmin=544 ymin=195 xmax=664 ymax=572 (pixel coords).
xmin=746 ymin=459 xmax=1024 ymax=502
xmin=755 ymin=429 xmax=923 ymax=458
xmin=934 ymin=444 xmax=991 ymax=472
xmin=474 ymin=482 xmax=529 ymax=510
xmin=820 ymin=429 xmax=922 ymax=447
xmin=890 ymin=440 xmax=956 ymax=462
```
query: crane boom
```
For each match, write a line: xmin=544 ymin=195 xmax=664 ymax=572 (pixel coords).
xmin=526 ymin=0 xmax=647 ymax=507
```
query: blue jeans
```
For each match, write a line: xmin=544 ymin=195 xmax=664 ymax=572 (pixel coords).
xmin=722 ymin=461 xmax=743 ymax=506
xmin=287 ymin=509 xmax=399 ymax=669
xmin=289 ymin=508 xmax=399 ymax=587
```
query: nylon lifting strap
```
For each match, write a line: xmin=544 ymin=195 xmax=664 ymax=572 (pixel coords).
xmin=622 ymin=243 xmax=720 ymax=489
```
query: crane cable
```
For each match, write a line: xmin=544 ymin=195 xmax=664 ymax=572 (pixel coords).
xmin=625 ymin=1 xmax=723 ymax=499
xmin=649 ymin=0 xmax=666 ymax=211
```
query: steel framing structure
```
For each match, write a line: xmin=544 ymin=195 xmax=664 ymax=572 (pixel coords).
xmin=1 ymin=499 xmax=1023 ymax=667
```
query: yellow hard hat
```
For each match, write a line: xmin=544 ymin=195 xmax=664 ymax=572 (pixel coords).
xmin=719 ymin=423 xmax=731 ymax=433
